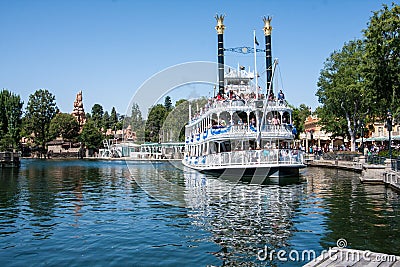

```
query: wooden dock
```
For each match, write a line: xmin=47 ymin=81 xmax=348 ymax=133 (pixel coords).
xmin=303 ymin=248 xmax=400 ymax=267
xmin=0 ymin=151 xmax=20 ymax=168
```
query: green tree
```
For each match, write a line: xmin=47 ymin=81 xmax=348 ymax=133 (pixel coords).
xmin=292 ymin=104 xmax=311 ymax=139
xmin=0 ymin=90 xmax=23 ymax=150
xmin=316 ymin=40 xmax=374 ymax=151
xmin=164 ymin=96 xmax=173 ymax=112
xmin=162 ymin=98 xmax=208 ymax=142
xmin=110 ymin=107 xmax=118 ymax=129
xmin=49 ymin=113 xmax=80 ymax=141
xmin=130 ymin=103 xmax=144 ymax=143
xmin=91 ymin=103 xmax=104 ymax=128
xmin=79 ymin=119 xmax=104 ymax=150
xmin=363 ymin=3 xmax=400 ymax=117
xmin=25 ymin=89 xmax=58 ymax=157
xmin=115 ymin=114 xmax=124 ymax=131
xmin=145 ymin=104 xmax=167 ymax=142
xmin=102 ymin=111 xmax=111 ymax=130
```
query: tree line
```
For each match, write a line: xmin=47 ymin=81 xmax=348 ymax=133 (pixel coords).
xmin=316 ymin=3 xmax=399 ymax=151
xmin=0 ymin=88 xmax=209 ymax=157
xmin=0 ymin=88 xmax=132 ymax=157
xmin=0 ymin=87 xmax=313 ymax=157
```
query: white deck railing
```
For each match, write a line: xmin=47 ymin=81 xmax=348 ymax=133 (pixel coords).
xmin=185 ymin=149 xmax=304 ymax=167
xmin=186 ymin=124 xmax=293 ymax=144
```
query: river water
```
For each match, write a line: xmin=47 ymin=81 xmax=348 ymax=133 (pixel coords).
xmin=0 ymin=159 xmax=399 ymax=266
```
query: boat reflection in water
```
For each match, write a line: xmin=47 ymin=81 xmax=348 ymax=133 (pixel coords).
xmin=183 ymin=167 xmax=305 ymax=265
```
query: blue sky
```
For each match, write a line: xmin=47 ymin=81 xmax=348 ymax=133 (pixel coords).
xmin=0 ymin=0 xmax=393 ymax=117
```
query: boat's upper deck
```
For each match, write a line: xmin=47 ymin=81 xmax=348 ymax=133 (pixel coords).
xmin=188 ymin=97 xmax=292 ymax=127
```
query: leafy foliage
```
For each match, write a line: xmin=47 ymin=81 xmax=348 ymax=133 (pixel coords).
xmin=315 ymin=3 xmax=399 ymax=151
xmin=130 ymin=103 xmax=144 ymax=143
xmin=162 ymin=97 xmax=208 ymax=142
xmin=102 ymin=111 xmax=111 ymax=130
xmin=25 ymin=89 xmax=58 ymax=156
xmin=49 ymin=113 xmax=80 ymax=141
xmin=91 ymin=103 xmax=104 ymax=128
xmin=79 ymin=119 xmax=104 ymax=150
xmin=0 ymin=89 xmax=23 ymax=150
xmin=363 ymin=3 xmax=400 ymax=118
xmin=110 ymin=107 xmax=118 ymax=129
xmin=316 ymin=40 xmax=374 ymax=151
xmin=145 ymin=104 xmax=167 ymax=142
xmin=291 ymin=104 xmax=311 ymax=139
xmin=164 ymin=96 xmax=173 ymax=112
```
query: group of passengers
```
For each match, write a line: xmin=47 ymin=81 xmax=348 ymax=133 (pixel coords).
xmin=190 ymin=89 xmax=287 ymax=126
xmin=268 ymin=90 xmax=285 ymax=104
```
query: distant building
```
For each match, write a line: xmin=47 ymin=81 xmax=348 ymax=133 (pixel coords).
xmin=104 ymin=125 xmax=136 ymax=141
xmin=369 ymin=121 xmax=400 ymax=138
xmin=300 ymin=115 xmax=400 ymax=152
xmin=299 ymin=115 xmax=346 ymax=152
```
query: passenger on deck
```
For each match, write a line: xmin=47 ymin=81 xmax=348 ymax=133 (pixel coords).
xmin=272 ymin=115 xmax=280 ymax=126
xmin=268 ymin=92 xmax=274 ymax=101
xmin=250 ymin=117 xmax=256 ymax=127
xmin=278 ymin=90 xmax=285 ymax=104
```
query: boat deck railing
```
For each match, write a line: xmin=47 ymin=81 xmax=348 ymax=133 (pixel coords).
xmin=189 ymin=99 xmax=290 ymax=126
xmin=185 ymin=149 xmax=304 ymax=167
xmin=187 ymin=124 xmax=293 ymax=143
xmin=210 ymin=99 xmax=288 ymax=109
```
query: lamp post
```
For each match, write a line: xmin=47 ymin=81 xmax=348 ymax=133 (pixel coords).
xmin=387 ymin=111 xmax=393 ymax=159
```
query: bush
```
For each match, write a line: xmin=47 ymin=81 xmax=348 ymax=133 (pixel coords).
xmin=378 ymin=150 xmax=400 ymax=158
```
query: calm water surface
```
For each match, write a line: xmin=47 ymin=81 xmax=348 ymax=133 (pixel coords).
xmin=0 ymin=159 xmax=399 ymax=266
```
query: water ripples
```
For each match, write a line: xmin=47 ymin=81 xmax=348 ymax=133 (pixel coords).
xmin=0 ymin=160 xmax=399 ymax=266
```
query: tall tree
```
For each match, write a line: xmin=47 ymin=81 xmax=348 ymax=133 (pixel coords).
xmin=164 ymin=96 xmax=173 ymax=112
xmin=130 ymin=103 xmax=144 ymax=143
xmin=110 ymin=107 xmax=118 ymax=129
xmin=91 ymin=103 xmax=104 ymax=128
xmin=145 ymin=104 xmax=167 ymax=142
xmin=79 ymin=119 xmax=104 ymax=151
xmin=363 ymin=3 xmax=400 ymax=117
xmin=162 ymin=98 xmax=208 ymax=142
xmin=0 ymin=90 xmax=23 ymax=150
xmin=316 ymin=40 xmax=373 ymax=151
xmin=102 ymin=111 xmax=111 ymax=130
xmin=25 ymin=89 xmax=58 ymax=157
xmin=49 ymin=113 xmax=80 ymax=141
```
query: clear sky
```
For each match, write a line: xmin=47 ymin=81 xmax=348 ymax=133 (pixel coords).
xmin=0 ymin=0 xmax=393 ymax=117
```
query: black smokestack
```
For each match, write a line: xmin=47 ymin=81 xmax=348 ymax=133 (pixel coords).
xmin=215 ymin=15 xmax=225 ymax=96
xmin=263 ymin=16 xmax=273 ymax=92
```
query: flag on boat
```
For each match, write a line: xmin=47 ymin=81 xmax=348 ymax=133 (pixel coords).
xmin=255 ymin=35 xmax=259 ymax=46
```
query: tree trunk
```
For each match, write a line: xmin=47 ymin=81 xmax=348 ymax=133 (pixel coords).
xmin=350 ymin=135 xmax=356 ymax=152
xmin=345 ymin=112 xmax=356 ymax=151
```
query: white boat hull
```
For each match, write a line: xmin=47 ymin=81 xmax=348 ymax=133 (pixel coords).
xmin=182 ymin=160 xmax=305 ymax=184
